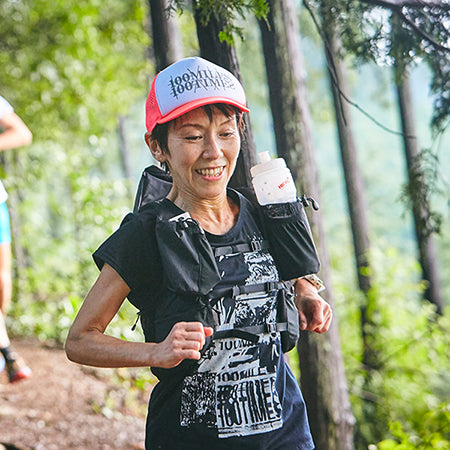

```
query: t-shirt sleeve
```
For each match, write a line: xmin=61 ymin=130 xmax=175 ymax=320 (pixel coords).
xmin=93 ymin=212 xmax=155 ymax=298
xmin=0 ymin=96 xmax=14 ymax=119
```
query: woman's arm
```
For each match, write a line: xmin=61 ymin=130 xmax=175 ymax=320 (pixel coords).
xmin=65 ymin=263 xmax=212 ymax=369
xmin=0 ymin=112 xmax=32 ymax=151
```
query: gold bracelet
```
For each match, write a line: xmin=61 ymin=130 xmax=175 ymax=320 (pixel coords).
xmin=297 ymin=274 xmax=326 ymax=292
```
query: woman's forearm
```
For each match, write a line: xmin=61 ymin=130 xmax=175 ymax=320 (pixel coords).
xmin=65 ymin=327 xmax=157 ymax=368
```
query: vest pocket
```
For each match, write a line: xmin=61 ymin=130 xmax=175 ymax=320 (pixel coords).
xmin=276 ymin=286 xmax=300 ymax=352
xmin=155 ymin=216 xmax=221 ymax=295
xmin=259 ymin=199 xmax=320 ymax=280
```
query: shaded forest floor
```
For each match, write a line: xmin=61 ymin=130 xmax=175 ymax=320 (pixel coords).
xmin=0 ymin=338 xmax=150 ymax=450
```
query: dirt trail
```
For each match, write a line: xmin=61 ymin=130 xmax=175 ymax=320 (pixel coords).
xmin=0 ymin=338 xmax=149 ymax=450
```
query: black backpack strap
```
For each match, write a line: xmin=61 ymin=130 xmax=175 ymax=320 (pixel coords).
xmin=209 ymin=280 xmax=283 ymax=301
xmin=212 ymin=328 xmax=260 ymax=344
xmin=231 ymin=281 xmax=283 ymax=297
xmin=133 ymin=165 xmax=172 ymax=213
xmin=213 ymin=321 xmax=288 ymax=342
xmin=213 ymin=240 xmax=270 ymax=257
xmin=209 ymin=281 xmax=286 ymax=343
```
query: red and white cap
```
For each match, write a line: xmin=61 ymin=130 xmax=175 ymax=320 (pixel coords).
xmin=145 ymin=57 xmax=250 ymax=133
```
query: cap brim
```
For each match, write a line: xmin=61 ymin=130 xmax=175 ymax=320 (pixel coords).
xmin=156 ymin=97 xmax=250 ymax=126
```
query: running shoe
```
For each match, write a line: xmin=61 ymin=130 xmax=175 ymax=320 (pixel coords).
xmin=6 ymin=357 xmax=32 ymax=383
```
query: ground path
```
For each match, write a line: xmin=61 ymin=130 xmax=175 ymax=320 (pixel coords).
xmin=0 ymin=338 xmax=149 ymax=450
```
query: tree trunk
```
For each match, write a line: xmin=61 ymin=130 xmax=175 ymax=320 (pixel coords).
xmin=394 ymin=66 xmax=443 ymax=314
xmin=322 ymin=15 xmax=386 ymax=444
xmin=323 ymin=33 xmax=372 ymax=296
xmin=194 ymin=9 xmax=257 ymax=189
xmin=148 ymin=0 xmax=183 ymax=72
xmin=258 ymin=1 xmax=355 ymax=448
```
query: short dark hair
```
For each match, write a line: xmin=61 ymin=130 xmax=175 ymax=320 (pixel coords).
xmin=150 ymin=103 xmax=246 ymax=157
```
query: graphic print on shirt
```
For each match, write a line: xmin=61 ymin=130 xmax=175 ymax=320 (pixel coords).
xmin=180 ymin=247 xmax=284 ymax=438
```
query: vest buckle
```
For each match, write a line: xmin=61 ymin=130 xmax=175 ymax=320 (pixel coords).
xmin=251 ymin=239 xmax=262 ymax=252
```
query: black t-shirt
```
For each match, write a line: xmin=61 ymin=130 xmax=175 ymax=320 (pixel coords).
xmin=93 ymin=190 xmax=314 ymax=450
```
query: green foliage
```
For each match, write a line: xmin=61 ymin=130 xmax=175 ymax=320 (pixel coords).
xmin=305 ymin=0 xmax=450 ymax=133
xmin=374 ymin=405 xmax=450 ymax=449
xmin=171 ymin=0 xmax=269 ymax=44
xmin=333 ymin=245 xmax=450 ymax=447
xmin=390 ymin=6 xmax=450 ymax=134
xmin=0 ymin=0 xmax=151 ymax=344
xmin=6 ymin=135 xmax=137 ymax=344
xmin=0 ymin=0 xmax=151 ymax=139
xmin=398 ymin=147 xmax=448 ymax=237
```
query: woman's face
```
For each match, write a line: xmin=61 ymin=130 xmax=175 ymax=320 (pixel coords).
xmin=157 ymin=106 xmax=241 ymax=202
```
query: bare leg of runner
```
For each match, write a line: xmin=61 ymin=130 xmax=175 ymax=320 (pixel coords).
xmin=0 ymin=242 xmax=31 ymax=382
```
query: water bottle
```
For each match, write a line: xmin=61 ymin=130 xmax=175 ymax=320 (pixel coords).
xmin=250 ymin=151 xmax=297 ymax=205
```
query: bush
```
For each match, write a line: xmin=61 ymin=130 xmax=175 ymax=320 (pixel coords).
xmin=332 ymin=245 xmax=449 ymax=447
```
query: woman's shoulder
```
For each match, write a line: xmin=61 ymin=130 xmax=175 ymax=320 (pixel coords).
xmin=93 ymin=205 xmax=163 ymax=294
xmin=117 ymin=200 xmax=167 ymax=237
xmin=95 ymin=201 xmax=169 ymax=258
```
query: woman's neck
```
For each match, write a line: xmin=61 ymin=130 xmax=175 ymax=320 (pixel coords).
xmin=168 ymin=189 xmax=239 ymax=235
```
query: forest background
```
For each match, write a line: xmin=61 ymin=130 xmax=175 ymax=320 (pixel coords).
xmin=0 ymin=0 xmax=449 ymax=448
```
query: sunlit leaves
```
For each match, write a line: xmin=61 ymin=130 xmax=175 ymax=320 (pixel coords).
xmin=334 ymin=245 xmax=449 ymax=447
xmin=171 ymin=0 xmax=269 ymax=44
xmin=0 ymin=0 xmax=151 ymax=342
xmin=0 ymin=0 xmax=150 ymax=139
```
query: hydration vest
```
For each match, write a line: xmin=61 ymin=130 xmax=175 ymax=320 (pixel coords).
xmin=132 ymin=165 xmax=320 ymax=366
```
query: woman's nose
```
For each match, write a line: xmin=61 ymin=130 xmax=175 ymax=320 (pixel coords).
xmin=203 ymin=135 xmax=222 ymax=159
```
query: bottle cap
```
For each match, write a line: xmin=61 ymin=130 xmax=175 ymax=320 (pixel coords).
xmin=251 ymin=152 xmax=287 ymax=177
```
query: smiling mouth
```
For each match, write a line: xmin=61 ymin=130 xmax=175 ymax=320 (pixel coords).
xmin=196 ymin=167 xmax=225 ymax=177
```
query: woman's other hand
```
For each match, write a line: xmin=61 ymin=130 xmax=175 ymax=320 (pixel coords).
xmin=294 ymin=278 xmax=332 ymax=334
xmin=153 ymin=322 xmax=214 ymax=369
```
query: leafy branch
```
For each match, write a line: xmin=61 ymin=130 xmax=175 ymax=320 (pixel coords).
xmin=304 ymin=0 xmax=407 ymax=136
xmin=170 ymin=0 xmax=269 ymax=44
xmin=361 ymin=0 xmax=450 ymax=11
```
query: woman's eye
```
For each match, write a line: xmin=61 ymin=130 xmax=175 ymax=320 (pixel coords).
xmin=221 ymin=131 xmax=235 ymax=138
xmin=185 ymin=135 xmax=202 ymax=141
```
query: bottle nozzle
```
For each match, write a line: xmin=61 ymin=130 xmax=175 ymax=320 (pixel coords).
xmin=258 ymin=151 xmax=271 ymax=163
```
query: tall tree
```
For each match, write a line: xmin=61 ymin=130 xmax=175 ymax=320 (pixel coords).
xmin=305 ymin=0 xmax=447 ymax=313
xmin=319 ymin=4 xmax=372 ymax=309
xmin=259 ymin=0 xmax=355 ymax=448
xmin=318 ymin=3 xmax=385 ymax=443
xmin=392 ymin=61 xmax=443 ymax=314
xmin=193 ymin=4 xmax=257 ymax=188
xmin=148 ymin=0 xmax=183 ymax=72
xmin=389 ymin=13 xmax=444 ymax=313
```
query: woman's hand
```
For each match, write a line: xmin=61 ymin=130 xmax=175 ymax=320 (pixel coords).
xmin=294 ymin=278 xmax=332 ymax=334
xmin=152 ymin=322 xmax=214 ymax=369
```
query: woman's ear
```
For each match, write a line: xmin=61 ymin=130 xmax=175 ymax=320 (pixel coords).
xmin=145 ymin=132 xmax=166 ymax=163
